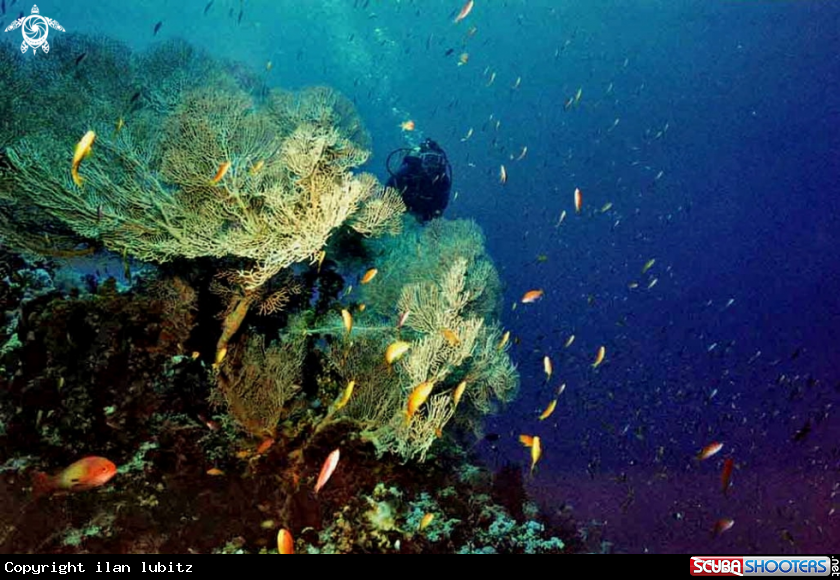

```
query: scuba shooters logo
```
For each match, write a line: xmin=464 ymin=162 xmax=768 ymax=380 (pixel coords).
xmin=692 ymin=557 xmax=745 ymax=577
xmin=691 ymin=556 xmax=833 ymax=577
xmin=3 ymin=4 xmax=65 ymax=54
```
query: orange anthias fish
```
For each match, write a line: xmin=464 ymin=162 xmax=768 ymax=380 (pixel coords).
xmin=592 ymin=346 xmax=606 ymax=368
xmin=341 ymin=308 xmax=353 ymax=334
xmin=497 ymin=330 xmax=510 ymax=350
xmin=452 ymin=380 xmax=467 ymax=408
xmin=314 ymin=448 xmax=340 ymax=494
xmin=400 ymin=120 xmax=415 ymax=132
xmin=406 ymin=381 xmax=435 ymax=422
xmin=33 ymin=456 xmax=117 ymax=496
xmin=385 ymin=341 xmax=411 ymax=365
xmin=335 ymin=380 xmax=355 ymax=410
xmin=249 ymin=159 xmax=265 ymax=175
xmin=419 ymin=512 xmax=435 ymax=531
xmin=441 ymin=328 xmax=461 ymax=347
xmin=574 ymin=187 xmax=583 ymax=213
xmin=521 ymin=289 xmax=544 ymax=303
xmin=71 ymin=130 xmax=96 ymax=187
xmin=277 ymin=529 xmax=294 ymax=554
xmin=699 ymin=441 xmax=724 ymax=461
xmin=255 ymin=438 xmax=275 ymax=455
xmin=530 ymin=436 xmax=542 ymax=474
xmin=721 ymin=457 xmax=734 ymax=495
xmin=360 ymin=268 xmax=378 ymax=284
xmin=539 ymin=399 xmax=557 ymax=421
xmin=453 ymin=0 xmax=474 ymax=23
xmin=211 ymin=161 xmax=232 ymax=185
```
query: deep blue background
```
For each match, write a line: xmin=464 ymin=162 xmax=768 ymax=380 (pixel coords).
xmin=6 ymin=0 xmax=838 ymax=553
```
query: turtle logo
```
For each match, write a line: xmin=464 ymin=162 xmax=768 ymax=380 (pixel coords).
xmin=3 ymin=5 xmax=65 ymax=55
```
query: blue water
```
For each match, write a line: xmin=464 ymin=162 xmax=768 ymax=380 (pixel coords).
xmin=12 ymin=0 xmax=839 ymax=553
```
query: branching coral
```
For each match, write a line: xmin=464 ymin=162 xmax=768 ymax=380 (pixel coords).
xmin=0 ymin=38 xmax=403 ymax=363
xmin=214 ymin=334 xmax=305 ymax=437
xmin=306 ymin=220 xmax=518 ymax=462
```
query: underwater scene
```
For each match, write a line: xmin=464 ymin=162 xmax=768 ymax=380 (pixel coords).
xmin=0 ymin=0 xmax=837 ymax=555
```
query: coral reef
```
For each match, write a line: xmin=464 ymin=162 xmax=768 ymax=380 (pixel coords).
xmin=0 ymin=35 xmax=582 ymax=554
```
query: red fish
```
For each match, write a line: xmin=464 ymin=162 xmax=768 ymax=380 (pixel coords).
xmin=314 ymin=449 xmax=340 ymax=494
xmin=33 ymin=456 xmax=117 ymax=496
xmin=721 ymin=457 xmax=734 ymax=495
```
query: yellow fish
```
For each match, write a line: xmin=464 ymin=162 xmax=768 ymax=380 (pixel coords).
xmin=530 ymin=436 xmax=542 ymax=474
xmin=543 ymin=355 xmax=552 ymax=381
xmin=361 ymin=268 xmax=378 ymax=284
xmin=497 ymin=330 xmax=510 ymax=350
xmin=419 ymin=513 xmax=435 ymax=531
xmin=592 ymin=346 xmax=606 ymax=368
xmin=406 ymin=381 xmax=435 ymax=422
xmin=249 ymin=160 xmax=265 ymax=175
xmin=211 ymin=161 xmax=231 ymax=185
xmin=335 ymin=380 xmax=355 ymax=410
xmin=341 ymin=309 xmax=353 ymax=335
xmin=441 ymin=328 xmax=461 ymax=347
xmin=539 ymin=399 xmax=557 ymax=421
xmin=71 ymin=130 xmax=96 ymax=187
xmin=452 ymin=380 xmax=467 ymax=408
xmin=213 ymin=346 xmax=227 ymax=368
xmin=385 ymin=341 xmax=411 ymax=365
xmin=642 ymin=258 xmax=656 ymax=274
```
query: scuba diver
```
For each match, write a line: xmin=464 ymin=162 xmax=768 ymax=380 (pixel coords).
xmin=386 ymin=138 xmax=452 ymax=222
